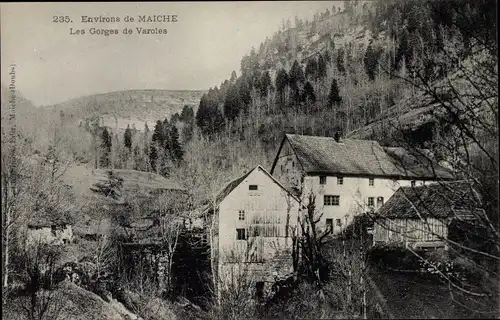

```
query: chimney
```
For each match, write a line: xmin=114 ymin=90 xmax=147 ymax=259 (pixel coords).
xmin=334 ymin=131 xmax=341 ymax=142
xmin=284 ymin=126 xmax=295 ymax=134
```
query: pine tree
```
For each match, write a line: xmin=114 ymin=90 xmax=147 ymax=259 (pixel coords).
xmin=305 ymin=58 xmax=318 ymax=81
xmin=275 ymin=69 xmax=289 ymax=105
xmin=289 ymin=60 xmax=305 ymax=104
xmin=317 ymin=54 xmax=328 ymax=80
xmin=180 ymin=105 xmax=195 ymax=143
xmin=140 ymin=122 xmax=150 ymax=171
xmin=289 ymin=60 xmax=305 ymax=85
xmin=131 ymin=145 xmax=139 ymax=170
xmin=180 ymin=105 xmax=194 ymax=123
xmin=230 ymin=70 xmax=237 ymax=84
xmin=303 ymin=81 xmax=316 ymax=104
xmin=162 ymin=118 xmax=171 ymax=147
xmin=152 ymin=120 xmax=165 ymax=145
xmin=169 ymin=125 xmax=183 ymax=163
xmin=259 ymin=71 xmax=272 ymax=98
xmin=224 ymin=84 xmax=242 ymax=121
xmin=170 ymin=113 xmax=180 ymax=125
xmin=99 ymin=127 xmax=112 ymax=168
xmin=328 ymin=79 xmax=342 ymax=106
xmin=364 ymin=42 xmax=380 ymax=81
xmin=195 ymin=94 xmax=224 ymax=136
xmin=196 ymin=94 xmax=210 ymax=133
xmin=149 ymin=144 xmax=158 ymax=172
xmin=395 ymin=28 xmax=412 ymax=70
xmin=124 ymin=124 xmax=132 ymax=151
xmin=150 ymin=120 xmax=166 ymax=173
xmin=238 ymin=77 xmax=252 ymax=107
xmin=337 ymin=48 xmax=346 ymax=75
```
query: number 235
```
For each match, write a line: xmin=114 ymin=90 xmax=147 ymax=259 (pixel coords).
xmin=53 ymin=16 xmax=72 ymax=23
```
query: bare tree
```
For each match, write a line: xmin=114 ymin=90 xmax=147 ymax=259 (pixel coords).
xmin=19 ymin=240 xmax=66 ymax=320
xmin=93 ymin=232 xmax=115 ymax=284
xmin=294 ymin=193 xmax=332 ymax=285
xmin=2 ymin=134 xmax=74 ymax=307
xmin=351 ymin=1 xmax=498 ymax=313
xmin=151 ymin=193 xmax=185 ymax=295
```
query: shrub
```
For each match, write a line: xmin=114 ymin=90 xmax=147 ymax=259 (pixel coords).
xmin=367 ymin=244 xmax=421 ymax=270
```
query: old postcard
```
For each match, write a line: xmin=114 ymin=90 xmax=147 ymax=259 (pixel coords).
xmin=1 ymin=1 xmax=498 ymax=319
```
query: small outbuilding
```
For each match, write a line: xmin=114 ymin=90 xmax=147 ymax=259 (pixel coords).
xmin=372 ymin=181 xmax=484 ymax=250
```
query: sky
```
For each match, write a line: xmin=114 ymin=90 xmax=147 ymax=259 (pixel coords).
xmin=0 ymin=1 xmax=340 ymax=106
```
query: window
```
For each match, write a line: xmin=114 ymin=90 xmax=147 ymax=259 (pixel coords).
xmin=236 ymin=228 xmax=246 ymax=240
xmin=255 ymin=282 xmax=265 ymax=300
xmin=326 ymin=219 xmax=333 ymax=230
xmin=292 ymin=161 xmax=295 ymax=167
xmin=51 ymin=225 xmax=57 ymax=237
xmin=411 ymin=180 xmax=416 ymax=187
xmin=367 ymin=197 xmax=375 ymax=207
xmin=324 ymin=195 xmax=340 ymax=206
xmin=319 ymin=176 xmax=327 ymax=185
xmin=369 ymin=178 xmax=374 ymax=186
xmin=377 ymin=197 xmax=384 ymax=207
xmin=337 ymin=176 xmax=343 ymax=185
xmin=249 ymin=185 xmax=258 ymax=191
xmin=336 ymin=219 xmax=342 ymax=226
xmin=238 ymin=210 xmax=245 ymax=220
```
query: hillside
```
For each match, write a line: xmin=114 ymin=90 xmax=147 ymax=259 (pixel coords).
xmin=1 ymin=1 xmax=497 ymax=319
xmin=63 ymin=165 xmax=184 ymax=206
xmin=1 ymin=84 xmax=37 ymax=113
xmin=1 ymin=84 xmax=38 ymax=130
xmin=41 ymin=89 xmax=205 ymax=132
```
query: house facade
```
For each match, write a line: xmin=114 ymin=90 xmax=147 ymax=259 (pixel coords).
xmin=26 ymin=223 xmax=73 ymax=246
xmin=270 ymin=134 xmax=454 ymax=233
xmin=372 ymin=181 xmax=483 ymax=249
xmin=209 ymin=165 xmax=301 ymax=298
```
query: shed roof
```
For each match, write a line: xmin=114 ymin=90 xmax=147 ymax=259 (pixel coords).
xmin=271 ymin=134 xmax=454 ymax=179
xmin=375 ymin=181 xmax=484 ymax=220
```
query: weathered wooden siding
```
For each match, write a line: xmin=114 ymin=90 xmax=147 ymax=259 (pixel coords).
xmin=373 ymin=218 xmax=448 ymax=246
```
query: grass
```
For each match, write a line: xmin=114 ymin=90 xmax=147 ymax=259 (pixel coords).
xmin=369 ymin=267 xmax=499 ymax=319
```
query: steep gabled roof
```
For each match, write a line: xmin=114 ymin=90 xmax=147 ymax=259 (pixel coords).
xmin=205 ymin=165 xmax=300 ymax=213
xmin=215 ymin=169 xmax=254 ymax=205
xmin=271 ymin=134 xmax=454 ymax=180
xmin=375 ymin=181 xmax=484 ymax=220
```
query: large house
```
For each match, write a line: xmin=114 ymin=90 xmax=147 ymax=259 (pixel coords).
xmin=270 ymin=134 xmax=454 ymax=233
xmin=206 ymin=165 xmax=301 ymax=298
xmin=372 ymin=181 xmax=484 ymax=249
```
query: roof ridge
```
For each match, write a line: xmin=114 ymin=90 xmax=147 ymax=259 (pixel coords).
xmin=286 ymin=133 xmax=382 ymax=143
xmin=399 ymin=180 xmax=470 ymax=191
xmin=278 ymin=133 xmax=453 ymax=179
xmin=213 ymin=165 xmax=300 ymax=207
